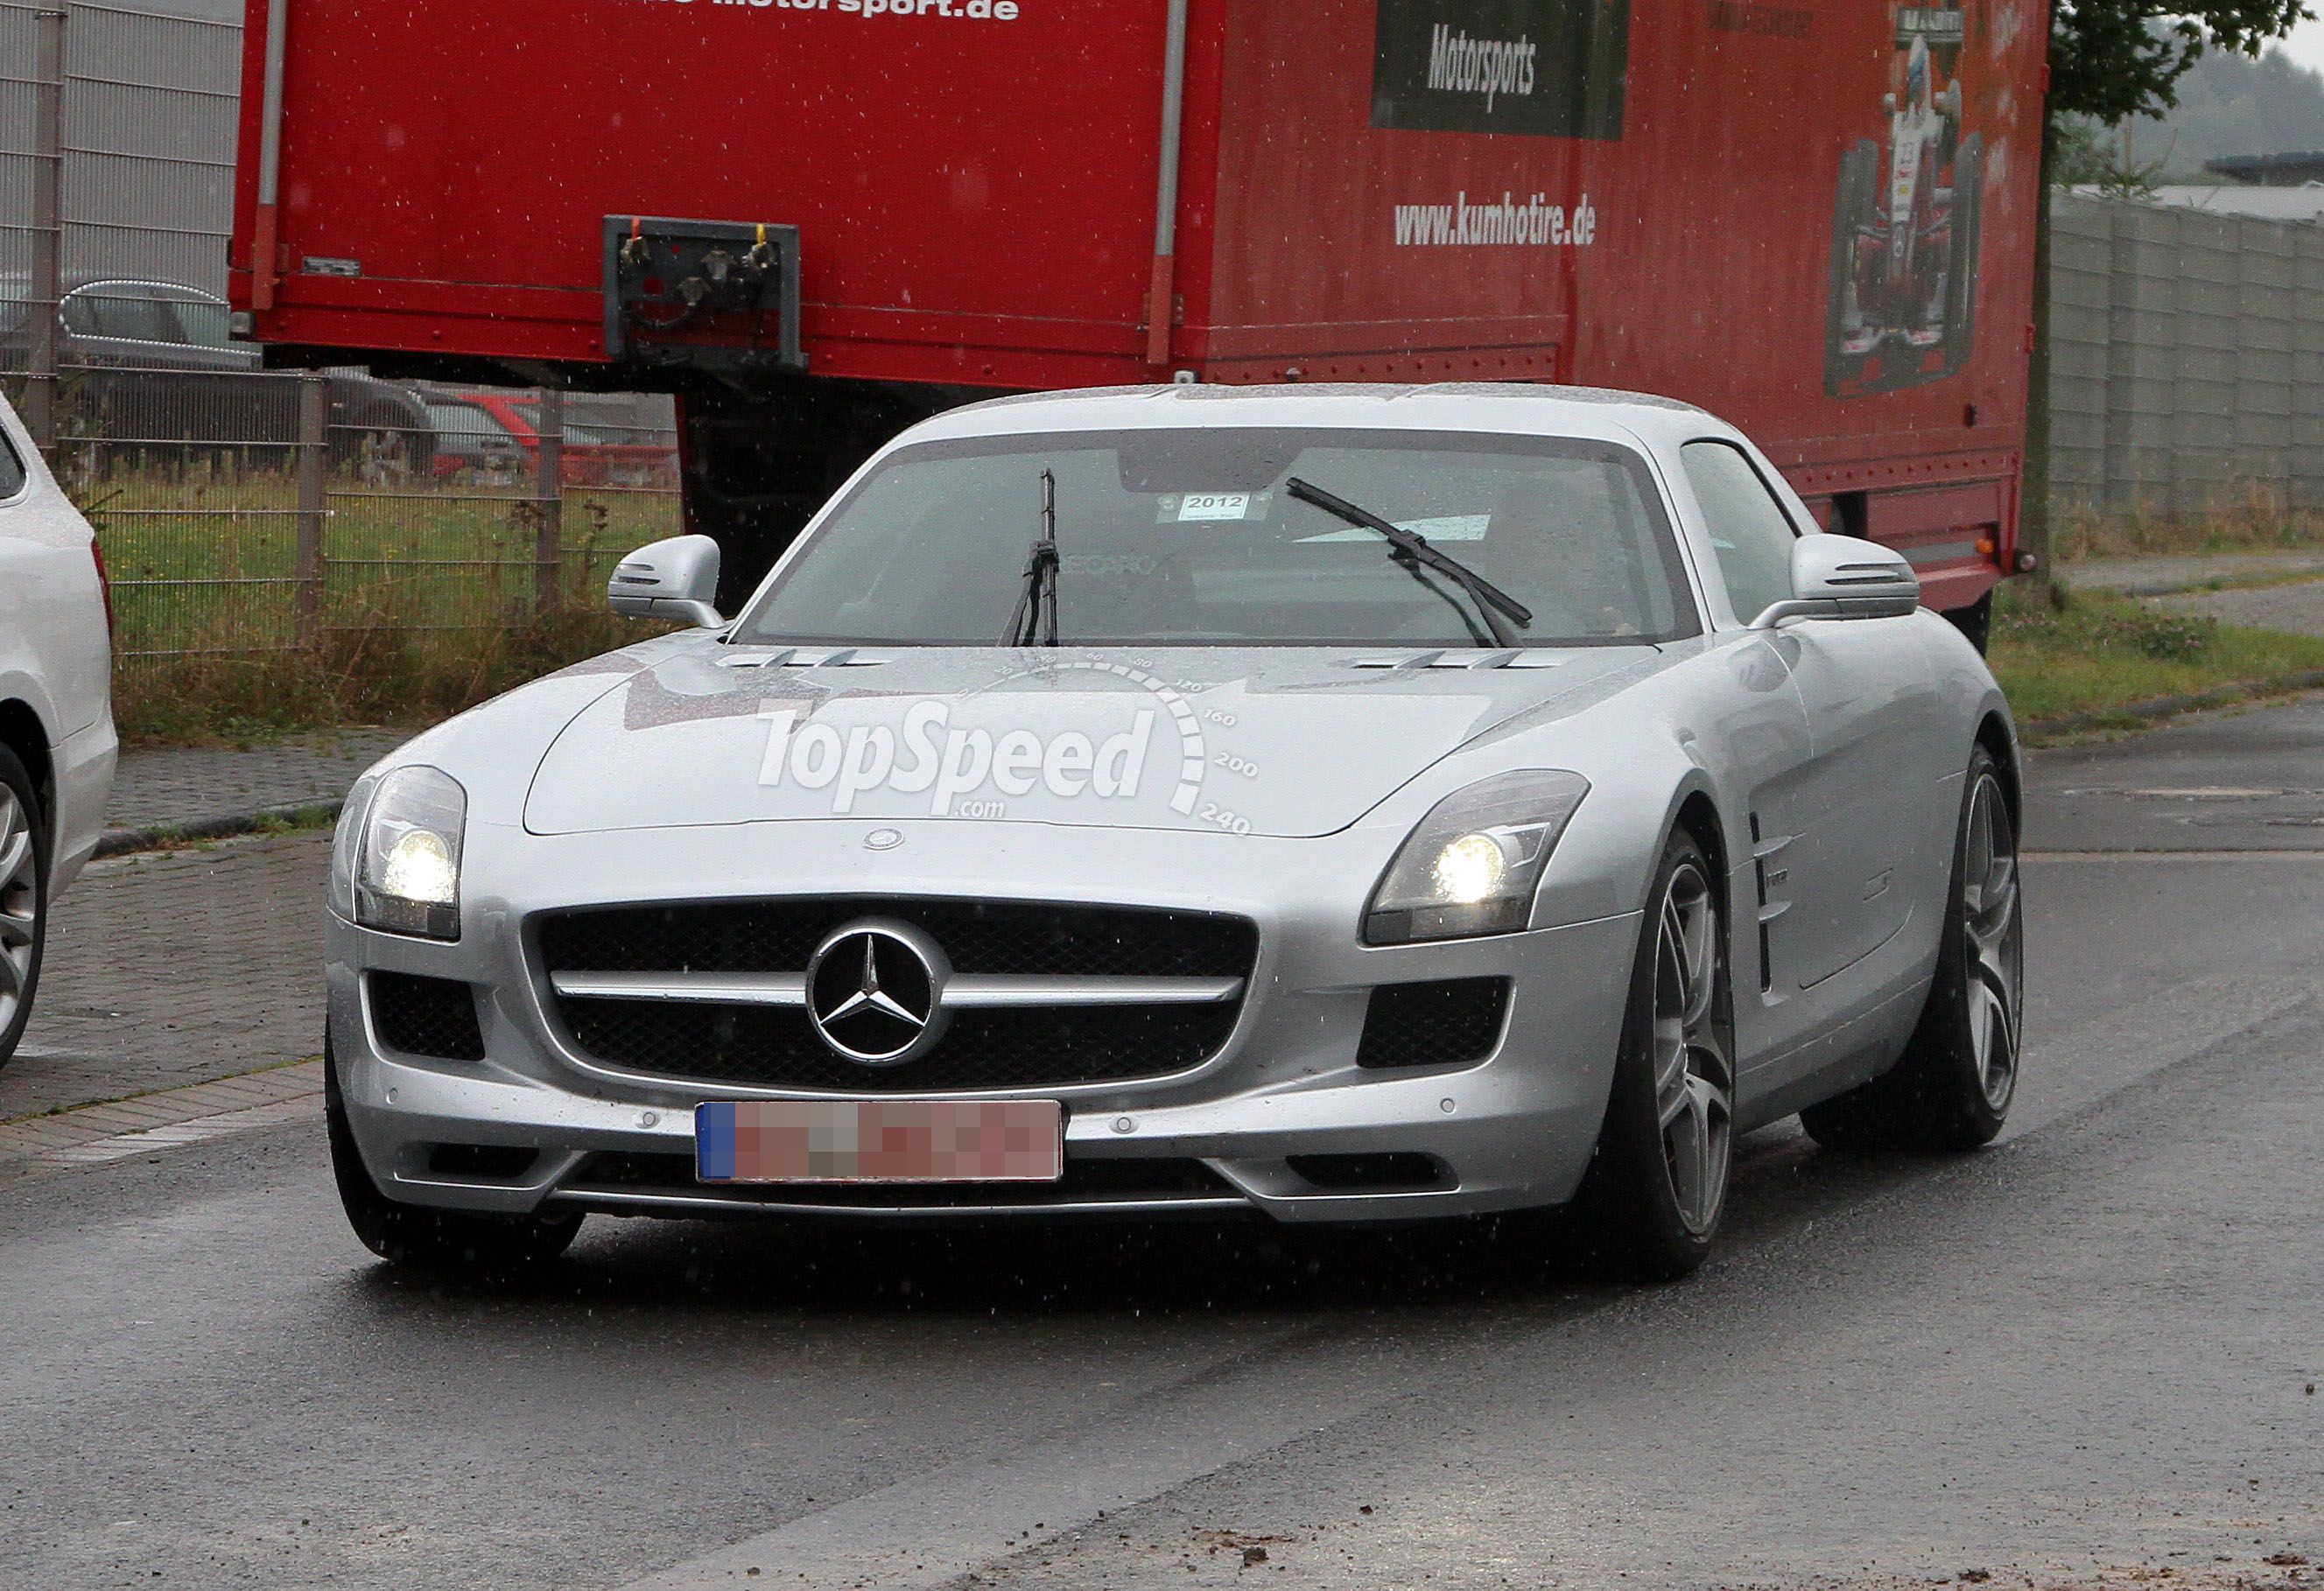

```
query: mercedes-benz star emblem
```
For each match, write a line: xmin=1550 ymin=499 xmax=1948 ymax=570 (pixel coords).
xmin=804 ymin=920 xmax=951 ymax=1065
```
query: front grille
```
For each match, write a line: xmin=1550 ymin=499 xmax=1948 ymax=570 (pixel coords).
xmin=369 ymin=972 xmax=486 ymax=1062
xmin=568 ymin=1150 xmax=1239 ymax=1209
xmin=538 ymin=899 xmax=1255 ymax=979
xmin=1356 ymin=978 xmax=1510 ymax=1069
xmin=537 ymin=899 xmax=1259 ymax=1091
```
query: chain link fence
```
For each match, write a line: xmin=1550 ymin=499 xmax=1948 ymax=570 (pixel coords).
xmin=2 ymin=0 xmax=681 ymax=682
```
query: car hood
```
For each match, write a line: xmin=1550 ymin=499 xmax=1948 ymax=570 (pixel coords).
xmin=523 ymin=644 xmax=1657 ymax=839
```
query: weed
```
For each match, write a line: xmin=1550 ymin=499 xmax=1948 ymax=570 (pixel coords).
xmin=1990 ymin=584 xmax=2324 ymax=729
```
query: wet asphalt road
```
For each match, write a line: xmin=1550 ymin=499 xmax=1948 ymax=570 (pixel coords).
xmin=4 ymin=704 xmax=2321 ymax=1590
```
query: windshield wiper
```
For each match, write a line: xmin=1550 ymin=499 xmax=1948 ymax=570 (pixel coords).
xmin=1284 ymin=476 xmax=1532 ymax=648
xmin=1002 ymin=467 xmax=1062 ymax=647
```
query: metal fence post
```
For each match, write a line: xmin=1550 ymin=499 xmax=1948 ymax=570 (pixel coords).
xmin=294 ymin=373 xmax=327 ymax=645
xmin=24 ymin=6 xmax=67 ymax=460
xmin=534 ymin=387 xmax=564 ymax=615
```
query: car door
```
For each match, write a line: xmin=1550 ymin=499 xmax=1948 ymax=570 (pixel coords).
xmin=1681 ymin=438 xmax=1940 ymax=994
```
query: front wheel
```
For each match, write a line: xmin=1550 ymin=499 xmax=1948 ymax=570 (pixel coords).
xmin=326 ymin=1035 xmax=583 ymax=1274
xmin=1801 ymin=744 xmax=2023 ymax=1152
xmin=1569 ymin=831 xmax=1736 ymax=1279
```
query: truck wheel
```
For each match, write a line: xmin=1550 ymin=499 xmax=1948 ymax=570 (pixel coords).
xmin=1566 ymin=831 xmax=1734 ymax=1280
xmin=1944 ymin=591 xmax=1992 ymax=654
xmin=326 ymin=1034 xmax=583 ymax=1274
xmin=1800 ymin=743 xmax=2021 ymax=1153
xmin=0 ymin=746 xmax=49 ymax=1069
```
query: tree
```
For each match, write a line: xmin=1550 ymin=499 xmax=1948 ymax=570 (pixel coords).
xmin=2051 ymin=0 xmax=2313 ymax=124
xmin=2019 ymin=0 xmax=2311 ymax=601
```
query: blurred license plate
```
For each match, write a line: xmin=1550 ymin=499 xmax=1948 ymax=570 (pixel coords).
xmin=693 ymin=1100 xmax=1064 ymax=1184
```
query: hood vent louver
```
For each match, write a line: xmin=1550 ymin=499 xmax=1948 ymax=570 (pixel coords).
xmin=718 ymin=648 xmax=891 ymax=670
xmin=1345 ymin=649 xmax=1569 ymax=671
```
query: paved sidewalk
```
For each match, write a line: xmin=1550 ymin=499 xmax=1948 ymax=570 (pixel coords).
xmin=2061 ymin=550 xmax=2324 ymax=594
xmin=105 ymin=729 xmax=407 ymax=836
xmin=1 ymin=832 xmax=333 ymax=1122
xmin=0 ymin=1062 xmax=320 ymax=1180
xmin=2151 ymin=579 xmax=2324 ymax=638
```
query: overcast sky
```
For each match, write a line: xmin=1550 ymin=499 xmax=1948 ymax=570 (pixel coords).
xmin=2271 ymin=21 xmax=2324 ymax=82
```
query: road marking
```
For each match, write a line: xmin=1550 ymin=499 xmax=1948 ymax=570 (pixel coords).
xmin=620 ymin=1331 xmax=1416 ymax=1591
xmin=2024 ymin=849 xmax=2324 ymax=860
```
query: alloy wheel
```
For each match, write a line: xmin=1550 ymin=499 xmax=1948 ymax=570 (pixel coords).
xmin=1652 ymin=860 xmax=1732 ymax=1237
xmin=0 ymin=788 xmax=39 ymax=1031
xmin=1961 ymin=771 xmax=2022 ymax=1111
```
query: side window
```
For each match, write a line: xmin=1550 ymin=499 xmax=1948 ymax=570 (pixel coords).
xmin=1681 ymin=440 xmax=1799 ymax=624
xmin=0 ymin=427 xmax=25 ymax=498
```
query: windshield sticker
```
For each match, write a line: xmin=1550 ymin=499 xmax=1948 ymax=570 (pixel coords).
xmin=1158 ymin=491 xmax=1268 ymax=522
xmin=1298 ymin=514 xmax=1492 ymax=543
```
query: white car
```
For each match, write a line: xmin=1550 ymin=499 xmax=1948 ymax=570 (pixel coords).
xmin=0 ymin=396 xmax=117 ymax=1065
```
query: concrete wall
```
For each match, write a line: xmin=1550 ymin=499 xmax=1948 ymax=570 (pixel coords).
xmin=2049 ymin=190 xmax=2324 ymax=520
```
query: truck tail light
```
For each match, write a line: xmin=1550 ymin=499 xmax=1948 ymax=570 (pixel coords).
xmin=90 ymin=536 xmax=115 ymax=642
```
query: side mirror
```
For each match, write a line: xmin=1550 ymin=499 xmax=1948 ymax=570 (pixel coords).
xmin=1750 ymin=534 xmax=1920 ymax=629
xmin=608 ymin=534 xmax=725 ymax=628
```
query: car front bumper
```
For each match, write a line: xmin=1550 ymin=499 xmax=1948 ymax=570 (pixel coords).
xmin=327 ymin=817 xmax=1640 ymax=1227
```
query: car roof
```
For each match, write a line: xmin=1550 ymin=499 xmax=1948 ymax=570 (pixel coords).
xmin=918 ymin=382 xmax=1730 ymax=451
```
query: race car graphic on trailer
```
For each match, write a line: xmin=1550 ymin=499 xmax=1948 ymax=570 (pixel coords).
xmin=1826 ymin=8 xmax=1984 ymax=396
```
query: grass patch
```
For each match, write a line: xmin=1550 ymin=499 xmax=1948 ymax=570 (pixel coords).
xmin=112 ymin=608 xmax=652 ymax=744
xmin=2054 ymin=488 xmax=2324 ymax=559
xmin=1990 ymin=584 xmax=2324 ymax=729
xmin=70 ymin=464 xmax=682 ymax=743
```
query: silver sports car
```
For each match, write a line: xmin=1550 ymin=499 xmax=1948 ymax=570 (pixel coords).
xmin=325 ymin=384 xmax=2023 ymax=1279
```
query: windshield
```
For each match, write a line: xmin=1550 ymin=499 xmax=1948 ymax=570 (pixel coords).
xmin=733 ymin=428 xmax=1697 ymax=647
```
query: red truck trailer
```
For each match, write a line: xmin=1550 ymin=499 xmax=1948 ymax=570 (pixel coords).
xmin=229 ymin=0 xmax=2042 ymax=627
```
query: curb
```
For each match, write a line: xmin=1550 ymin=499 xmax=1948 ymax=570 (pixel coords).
xmin=2019 ymin=670 xmax=2324 ymax=739
xmin=94 ymin=798 xmax=343 ymax=859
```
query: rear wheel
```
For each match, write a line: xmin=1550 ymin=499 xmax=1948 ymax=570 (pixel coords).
xmin=1801 ymin=744 xmax=2022 ymax=1152
xmin=0 ymin=746 xmax=48 ymax=1068
xmin=326 ymin=1034 xmax=583 ymax=1273
xmin=1569 ymin=831 xmax=1735 ymax=1279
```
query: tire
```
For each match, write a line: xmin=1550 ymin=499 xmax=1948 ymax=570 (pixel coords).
xmin=1824 ymin=140 xmax=1881 ymax=396
xmin=1944 ymin=591 xmax=1992 ymax=654
xmin=1569 ymin=831 xmax=1736 ymax=1280
xmin=1942 ymin=133 xmax=1984 ymax=373
xmin=0 ymin=746 xmax=49 ymax=1069
xmin=1800 ymin=744 xmax=2023 ymax=1153
xmin=326 ymin=1034 xmax=583 ymax=1274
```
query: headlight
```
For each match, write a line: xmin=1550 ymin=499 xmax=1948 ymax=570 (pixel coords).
xmin=1365 ymin=770 xmax=1590 ymax=944
xmin=348 ymin=766 xmax=467 ymax=940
